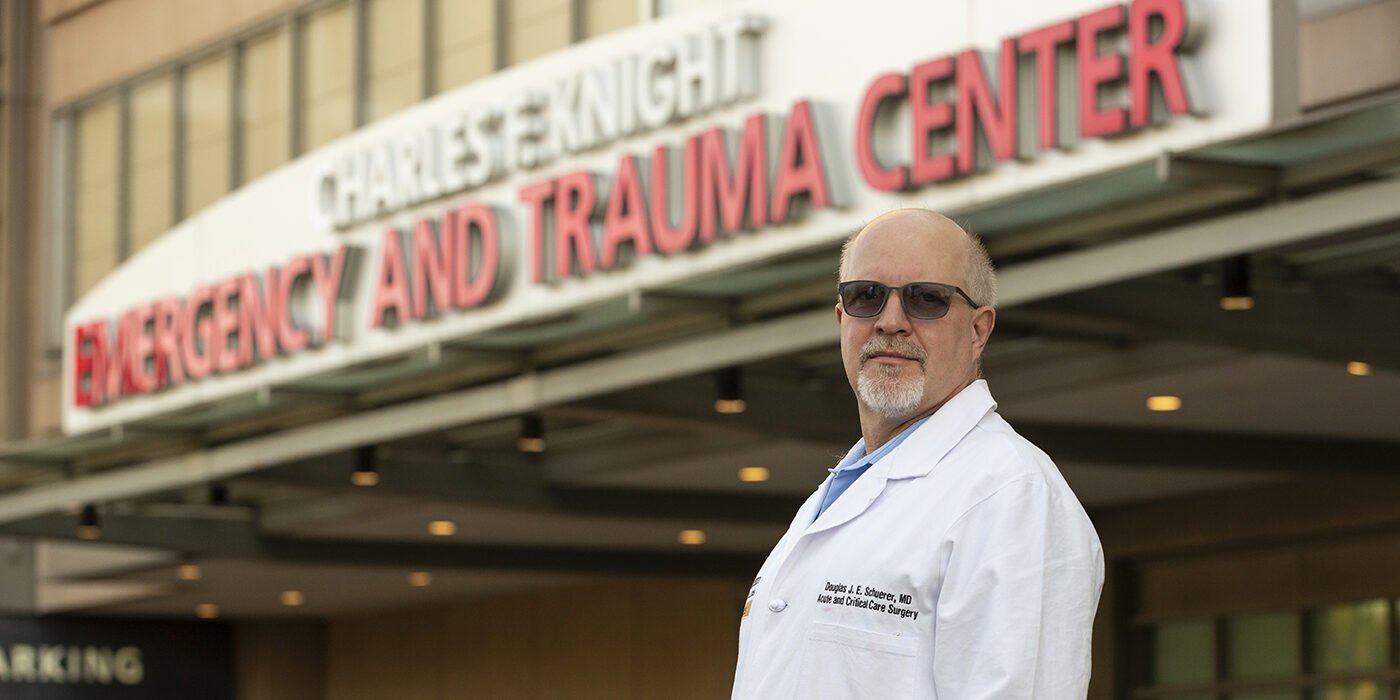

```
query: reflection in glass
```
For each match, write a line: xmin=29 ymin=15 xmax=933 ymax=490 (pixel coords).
xmin=1312 ymin=600 xmax=1389 ymax=673
xmin=130 ymin=74 xmax=174 ymax=253
xmin=1229 ymin=611 xmax=1300 ymax=679
xmin=75 ymin=99 xmax=120 ymax=295
xmin=434 ymin=0 xmax=494 ymax=93
xmin=1233 ymin=690 xmax=1299 ymax=700
xmin=367 ymin=0 xmax=423 ymax=120
xmin=183 ymin=51 xmax=231 ymax=217
xmin=1313 ymin=681 xmax=1381 ymax=700
xmin=300 ymin=1 xmax=354 ymax=151
xmin=241 ymin=28 xmax=289 ymax=182
xmin=1155 ymin=619 xmax=1215 ymax=686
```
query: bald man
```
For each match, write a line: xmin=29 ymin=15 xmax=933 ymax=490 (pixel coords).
xmin=732 ymin=210 xmax=1103 ymax=700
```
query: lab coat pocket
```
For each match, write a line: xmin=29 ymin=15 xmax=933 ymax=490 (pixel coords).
xmin=795 ymin=621 xmax=919 ymax=699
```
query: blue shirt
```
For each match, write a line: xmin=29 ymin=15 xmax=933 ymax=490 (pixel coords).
xmin=815 ymin=415 xmax=931 ymax=519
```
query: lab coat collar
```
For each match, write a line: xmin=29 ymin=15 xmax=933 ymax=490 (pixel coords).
xmin=885 ymin=379 xmax=997 ymax=479
xmin=805 ymin=380 xmax=997 ymax=534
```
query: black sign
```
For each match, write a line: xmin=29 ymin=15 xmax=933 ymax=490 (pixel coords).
xmin=0 ymin=616 xmax=233 ymax=699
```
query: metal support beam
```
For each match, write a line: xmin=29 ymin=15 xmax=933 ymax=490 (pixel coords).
xmin=1157 ymin=153 xmax=1282 ymax=190
xmin=998 ymin=175 xmax=1400 ymax=305
xmin=256 ymin=452 xmax=804 ymax=524
xmin=0 ymin=513 xmax=765 ymax=577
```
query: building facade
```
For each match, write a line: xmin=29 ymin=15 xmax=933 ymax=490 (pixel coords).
xmin=1 ymin=0 xmax=1400 ymax=698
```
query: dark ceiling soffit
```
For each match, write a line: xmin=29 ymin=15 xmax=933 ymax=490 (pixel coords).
xmin=0 ymin=513 xmax=765 ymax=578
xmin=573 ymin=379 xmax=1400 ymax=476
xmin=1007 ymin=275 xmax=1400 ymax=372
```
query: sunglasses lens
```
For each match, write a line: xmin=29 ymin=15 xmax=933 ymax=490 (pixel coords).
xmin=840 ymin=282 xmax=888 ymax=317
xmin=902 ymin=284 xmax=954 ymax=319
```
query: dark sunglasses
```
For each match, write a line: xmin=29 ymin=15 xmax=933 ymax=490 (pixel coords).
xmin=838 ymin=280 xmax=981 ymax=320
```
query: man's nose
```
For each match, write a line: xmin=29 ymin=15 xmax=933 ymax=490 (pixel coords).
xmin=875 ymin=291 xmax=912 ymax=334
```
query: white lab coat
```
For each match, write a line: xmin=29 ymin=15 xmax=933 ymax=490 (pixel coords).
xmin=732 ymin=380 xmax=1103 ymax=700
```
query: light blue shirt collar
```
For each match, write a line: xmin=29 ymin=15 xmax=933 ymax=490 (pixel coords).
xmin=832 ymin=414 xmax=933 ymax=475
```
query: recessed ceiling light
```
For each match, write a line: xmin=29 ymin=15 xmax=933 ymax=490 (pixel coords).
xmin=177 ymin=564 xmax=202 ymax=581
xmin=195 ymin=603 xmax=219 ymax=619
xmin=677 ymin=529 xmax=707 ymax=545
xmin=408 ymin=571 xmax=433 ymax=587
xmin=1146 ymin=395 xmax=1182 ymax=412
xmin=1347 ymin=361 xmax=1372 ymax=376
xmin=428 ymin=520 xmax=456 ymax=536
xmin=280 ymin=590 xmax=305 ymax=607
xmin=738 ymin=467 xmax=770 ymax=482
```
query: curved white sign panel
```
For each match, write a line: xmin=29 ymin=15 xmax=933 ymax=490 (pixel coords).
xmin=63 ymin=0 xmax=1282 ymax=434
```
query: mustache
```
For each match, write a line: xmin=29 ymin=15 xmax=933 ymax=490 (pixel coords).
xmin=859 ymin=336 xmax=927 ymax=367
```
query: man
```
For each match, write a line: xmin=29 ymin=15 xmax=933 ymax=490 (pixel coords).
xmin=731 ymin=209 xmax=1103 ymax=699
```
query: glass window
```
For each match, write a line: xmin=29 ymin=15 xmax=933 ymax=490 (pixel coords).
xmin=184 ymin=51 xmax=232 ymax=217
xmin=301 ymin=1 xmax=355 ymax=151
xmin=75 ymin=98 xmax=120 ymax=296
xmin=1312 ymin=599 xmax=1390 ymax=673
xmin=435 ymin=0 xmax=495 ymax=92
xmin=129 ymin=75 xmax=174 ymax=254
xmin=507 ymin=0 xmax=572 ymax=66
xmin=367 ymin=0 xmax=423 ymax=120
xmin=1312 ymin=681 xmax=1382 ymax=700
xmin=241 ymin=27 xmax=290 ymax=182
xmin=581 ymin=0 xmax=639 ymax=40
xmin=1229 ymin=611 xmax=1300 ymax=680
xmin=1154 ymin=618 xmax=1216 ymax=687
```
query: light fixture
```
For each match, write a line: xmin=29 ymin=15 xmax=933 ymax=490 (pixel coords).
xmin=177 ymin=564 xmax=202 ymax=581
xmin=408 ymin=571 xmax=433 ymax=587
xmin=428 ymin=520 xmax=457 ymax=536
xmin=517 ymin=414 xmax=546 ymax=453
xmin=77 ymin=505 xmax=100 ymax=540
xmin=350 ymin=445 xmax=379 ymax=486
xmin=195 ymin=603 xmax=219 ymax=619
xmin=1146 ymin=395 xmax=1182 ymax=412
xmin=1347 ymin=361 xmax=1372 ymax=376
xmin=677 ymin=529 xmax=707 ymax=545
xmin=1219 ymin=256 xmax=1254 ymax=310
xmin=208 ymin=483 xmax=229 ymax=506
xmin=738 ymin=467 xmax=770 ymax=482
xmin=714 ymin=367 xmax=747 ymax=414
xmin=279 ymin=590 xmax=305 ymax=607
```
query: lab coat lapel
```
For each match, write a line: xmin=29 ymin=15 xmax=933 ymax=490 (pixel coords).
xmin=805 ymin=381 xmax=998 ymax=535
xmin=884 ymin=380 xmax=997 ymax=480
xmin=804 ymin=456 xmax=892 ymax=534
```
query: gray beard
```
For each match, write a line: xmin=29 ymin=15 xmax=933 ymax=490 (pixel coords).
xmin=856 ymin=364 xmax=924 ymax=418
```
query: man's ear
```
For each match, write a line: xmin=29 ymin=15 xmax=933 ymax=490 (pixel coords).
xmin=835 ymin=301 xmax=844 ymax=324
xmin=971 ymin=306 xmax=995 ymax=353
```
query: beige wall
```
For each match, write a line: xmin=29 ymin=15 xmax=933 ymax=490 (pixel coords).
xmin=325 ymin=577 xmax=744 ymax=700
xmin=1299 ymin=0 xmax=1400 ymax=108
xmin=47 ymin=0 xmax=301 ymax=106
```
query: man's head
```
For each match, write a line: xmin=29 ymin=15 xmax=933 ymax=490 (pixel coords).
xmin=836 ymin=209 xmax=997 ymax=425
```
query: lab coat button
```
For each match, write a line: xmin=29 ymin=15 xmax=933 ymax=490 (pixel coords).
xmin=768 ymin=599 xmax=788 ymax=613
